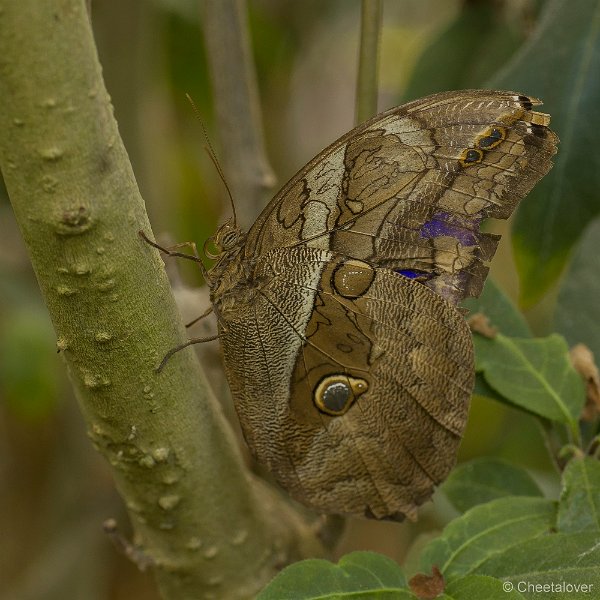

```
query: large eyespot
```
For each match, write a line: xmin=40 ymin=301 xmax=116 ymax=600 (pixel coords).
xmin=314 ymin=374 xmax=368 ymax=416
xmin=331 ymin=260 xmax=375 ymax=299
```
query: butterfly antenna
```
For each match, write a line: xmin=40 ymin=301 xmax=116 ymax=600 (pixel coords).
xmin=185 ymin=93 xmax=238 ymax=227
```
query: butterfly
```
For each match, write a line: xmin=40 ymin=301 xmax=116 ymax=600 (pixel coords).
xmin=147 ymin=90 xmax=558 ymax=521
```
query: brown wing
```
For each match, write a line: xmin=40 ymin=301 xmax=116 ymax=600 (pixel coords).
xmin=244 ymin=90 xmax=558 ymax=304
xmin=219 ymin=246 xmax=473 ymax=520
xmin=218 ymin=90 xmax=557 ymax=520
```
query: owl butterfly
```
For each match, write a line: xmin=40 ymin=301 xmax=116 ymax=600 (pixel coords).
xmin=158 ymin=90 xmax=558 ymax=521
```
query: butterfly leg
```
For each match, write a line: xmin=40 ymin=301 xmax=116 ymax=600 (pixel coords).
xmin=139 ymin=230 xmax=212 ymax=285
xmin=138 ymin=230 xmax=202 ymax=263
xmin=157 ymin=334 xmax=220 ymax=373
xmin=185 ymin=305 xmax=214 ymax=328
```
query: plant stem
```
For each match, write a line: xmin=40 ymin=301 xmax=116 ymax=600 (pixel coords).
xmin=200 ymin=0 xmax=276 ymax=229
xmin=0 ymin=1 xmax=322 ymax=597
xmin=569 ymin=419 xmax=584 ymax=450
xmin=356 ymin=0 xmax=383 ymax=124
xmin=535 ymin=418 xmax=565 ymax=473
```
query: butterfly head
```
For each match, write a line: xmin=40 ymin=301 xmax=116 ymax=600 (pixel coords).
xmin=204 ymin=219 xmax=245 ymax=260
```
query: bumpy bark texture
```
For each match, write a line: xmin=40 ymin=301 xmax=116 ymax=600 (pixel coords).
xmin=0 ymin=1 xmax=321 ymax=598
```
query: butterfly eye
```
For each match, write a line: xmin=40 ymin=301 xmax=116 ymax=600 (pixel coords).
xmin=221 ymin=230 xmax=238 ymax=248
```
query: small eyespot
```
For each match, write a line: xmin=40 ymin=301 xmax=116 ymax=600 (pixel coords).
xmin=477 ymin=126 xmax=506 ymax=150
xmin=459 ymin=148 xmax=483 ymax=167
xmin=331 ymin=260 xmax=375 ymax=299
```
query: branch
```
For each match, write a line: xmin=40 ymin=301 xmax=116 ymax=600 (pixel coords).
xmin=356 ymin=0 xmax=383 ymax=124
xmin=200 ymin=0 xmax=276 ymax=228
xmin=0 ymin=1 xmax=322 ymax=598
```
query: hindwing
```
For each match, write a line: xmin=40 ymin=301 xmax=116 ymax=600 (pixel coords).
xmin=220 ymin=247 xmax=472 ymax=520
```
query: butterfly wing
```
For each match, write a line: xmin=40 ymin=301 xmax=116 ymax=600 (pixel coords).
xmin=216 ymin=90 xmax=557 ymax=519
xmin=244 ymin=90 xmax=558 ymax=304
xmin=219 ymin=246 xmax=472 ymax=520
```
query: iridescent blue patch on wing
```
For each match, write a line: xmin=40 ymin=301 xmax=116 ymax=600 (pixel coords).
xmin=397 ymin=269 xmax=422 ymax=279
xmin=409 ymin=210 xmax=488 ymax=304
xmin=396 ymin=269 xmax=435 ymax=281
xmin=420 ymin=211 xmax=480 ymax=246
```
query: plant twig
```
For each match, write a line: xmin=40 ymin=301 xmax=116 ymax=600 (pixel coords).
xmin=200 ymin=0 xmax=276 ymax=229
xmin=356 ymin=0 xmax=383 ymax=124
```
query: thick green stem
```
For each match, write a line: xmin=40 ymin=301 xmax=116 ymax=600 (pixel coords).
xmin=0 ymin=1 xmax=321 ymax=598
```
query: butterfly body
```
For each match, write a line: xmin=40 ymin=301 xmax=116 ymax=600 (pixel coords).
xmin=202 ymin=90 xmax=558 ymax=520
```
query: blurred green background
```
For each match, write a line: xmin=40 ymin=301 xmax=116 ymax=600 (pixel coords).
xmin=2 ymin=0 xmax=597 ymax=597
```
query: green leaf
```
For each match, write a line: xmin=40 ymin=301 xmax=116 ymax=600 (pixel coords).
xmin=472 ymin=374 xmax=505 ymax=403
xmin=475 ymin=532 xmax=600 ymax=599
xmin=257 ymin=551 xmax=415 ymax=600
xmin=464 ymin=280 xmax=531 ymax=403
xmin=446 ymin=575 xmax=526 ymax=599
xmin=442 ymin=458 xmax=543 ymax=513
xmin=491 ymin=0 xmax=600 ymax=305
xmin=558 ymin=457 xmax=600 ymax=533
xmin=554 ymin=218 xmax=600 ymax=361
xmin=463 ymin=279 xmax=531 ymax=338
xmin=403 ymin=2 xmax=522 ymax=99
xmin=420 ymin=496 xmax=556 ymax=581
xmin=465 ymin=281 xmax=531 ymax=403
xmin=474 ymin=333 xmax=585 ymax=425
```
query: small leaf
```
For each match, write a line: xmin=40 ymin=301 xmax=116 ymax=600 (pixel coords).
xmin=463 ymin=279 xmax=531 ymax=338
xmin=420 ymin=497 xmax=556 ymax=581
xmin=446 ymin=575 xmax=526 ymax=599
xmin=475 ymin=532 xmax=600 ymax=597
xmin=442 ymin=458 xmax=543 ymax=513
xmin=491 ymin=0 xmax=600 ymax=305
xmin=474 ymin=333 xmax=585 ymax=425
xmin=257 ymin=551 xmax=414 ymax=600
xmin=557 ymin=457 xmax=600 ymax=533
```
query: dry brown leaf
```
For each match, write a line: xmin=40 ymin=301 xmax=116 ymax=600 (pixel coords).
xmin=409 ymin=565 xmax=445 ymax=599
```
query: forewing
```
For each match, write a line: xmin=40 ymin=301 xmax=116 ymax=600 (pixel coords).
xmin=245 ymin=90 xmax=558 ymax=303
